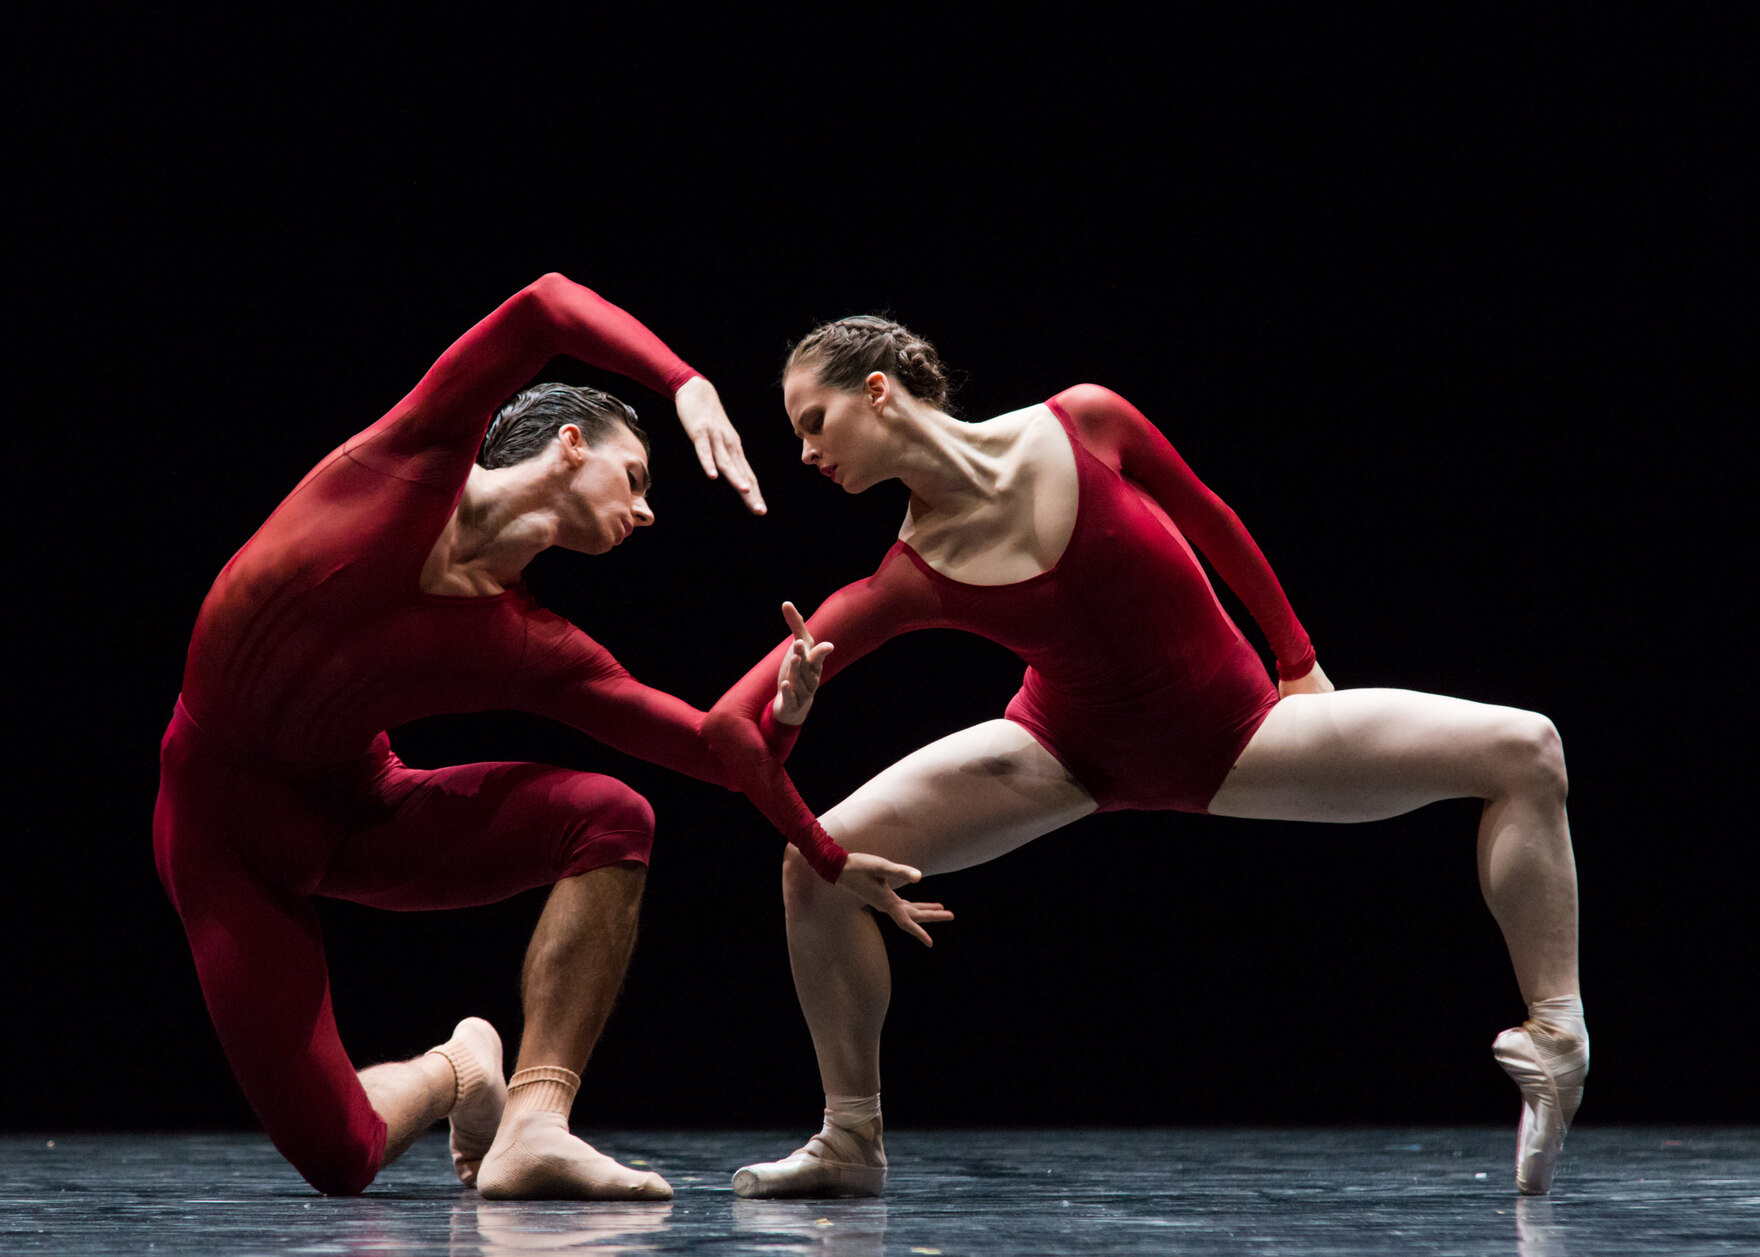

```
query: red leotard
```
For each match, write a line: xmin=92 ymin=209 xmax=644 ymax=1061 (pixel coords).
xmin=705 ymin=384 xmax=1314 ymax=860
xmin=152 ymin=275 xmax=823 ymax=1196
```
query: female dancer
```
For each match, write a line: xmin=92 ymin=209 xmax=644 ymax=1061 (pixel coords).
xmin=153 ymin=275 xmax=909 ymax=1199
xmin=703 ymin=316 xmax=1586 ymax=1198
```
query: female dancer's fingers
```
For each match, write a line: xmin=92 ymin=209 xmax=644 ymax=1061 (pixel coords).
xmin=782 ymin=601 xmax=811 ymax=642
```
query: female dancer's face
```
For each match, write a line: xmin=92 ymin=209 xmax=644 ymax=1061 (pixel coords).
xmin=783 ymin=367 xmax=890 ymax=493
xmin=557 ymin=424 xmax=655 ymax=554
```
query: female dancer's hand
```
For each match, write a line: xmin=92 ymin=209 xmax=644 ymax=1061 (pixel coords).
xmin=774 ymin=601 xmax=834 ymax=726
xmin=1278 ymin=660 xmax=1334 ymax=698
xmin=675 ymin=376 xmax=766 ymax=514
xmin=835 ymin=854 xmax=954 ymax=947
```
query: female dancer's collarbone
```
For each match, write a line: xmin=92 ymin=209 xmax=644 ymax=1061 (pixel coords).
xmin=896 ymin=404 xmax=1079 ymax=586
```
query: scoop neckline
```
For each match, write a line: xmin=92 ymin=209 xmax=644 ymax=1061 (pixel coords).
xmin=892 ymin=403 xmax=1083 ymax=591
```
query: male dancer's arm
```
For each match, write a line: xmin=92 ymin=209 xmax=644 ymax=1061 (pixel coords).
xmin=354 ymin=273 xmax=761 ymax=508
xmin=517 ymin=606 xmax=802 ymax=790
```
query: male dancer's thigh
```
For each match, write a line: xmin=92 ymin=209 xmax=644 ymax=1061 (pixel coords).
xmin=153 ymin=739 xmax=384 ymax=1195
xmin=317 ymin=758 xmax=655 ymax=911
xmin=820 ymin=719 xmax=1098 ymax=876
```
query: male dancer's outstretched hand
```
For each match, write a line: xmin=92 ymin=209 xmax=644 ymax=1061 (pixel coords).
xmin=837 ymin=856 xmax=955 ymax=948
xmin=774 ymin=601 xmax=834 ymax=726
xmin=675 ymin=376 xmax=766 ymax=514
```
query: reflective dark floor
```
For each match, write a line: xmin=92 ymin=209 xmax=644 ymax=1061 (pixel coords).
xmin=3 ymin=1128 xmax=1755 ymax=1255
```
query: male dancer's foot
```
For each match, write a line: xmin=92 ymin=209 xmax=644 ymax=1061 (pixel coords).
xmin=476 ymin=1066 xmax=671 ymax=1200
xmin=1493 ymin=995 xmax=1589 ymax=1195
xmin=426 ymin=1017 xmax=506 ymax=1188
xmin=733 ymin=1096 xmax=886 ymax=1199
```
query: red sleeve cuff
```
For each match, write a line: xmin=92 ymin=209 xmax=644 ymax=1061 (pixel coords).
xmin=1276 ymin=645 xmax=1317 ymax=682
xmin=758 ymin=701 xmax=804 ymax=761
xmin=666 ymin=366 xmax=702 ymax=395
xmin=802 ymin=823 xmax=849 ymax=883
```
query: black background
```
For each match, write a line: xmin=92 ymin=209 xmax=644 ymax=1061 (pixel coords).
xmin=15 ymin=8 xmax=1753 ymax=1134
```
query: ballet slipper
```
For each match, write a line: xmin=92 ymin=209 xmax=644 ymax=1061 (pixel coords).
xmin=732 ymin=1111 xmax=886 ymax=1199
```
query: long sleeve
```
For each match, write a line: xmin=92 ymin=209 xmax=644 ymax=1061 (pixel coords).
xmin=352 ymin=273 xmax=699 ymax=477
xmin=1050 ymin=384 xmax=1316 ymax=680
xmin=511 ymin=600 xmax=795 ymax=790
xmin=704 ymin=550 xmax=943 ymax=881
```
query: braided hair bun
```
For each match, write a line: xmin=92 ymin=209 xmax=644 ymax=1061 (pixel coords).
xmin=786 ymin=315 xmax=954 ymax=410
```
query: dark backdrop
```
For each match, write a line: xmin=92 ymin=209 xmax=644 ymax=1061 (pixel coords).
xmin=15 ymin=9 xmax=1753 ymax=1133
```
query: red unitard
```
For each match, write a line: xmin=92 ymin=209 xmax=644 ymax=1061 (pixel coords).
xmin=705 ymin=384 xmax=1315 ymax=857
xmin=153 ymin=275 xmax=838 ymax=1196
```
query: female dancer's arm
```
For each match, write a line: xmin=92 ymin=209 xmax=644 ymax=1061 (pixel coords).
xmin=1051 ymin=384 xmax=1320 ymax=684
xmin=357 ymin=273 xmax=762 ymax=509
xmin=703 ymin=552 xmax=950 ymax=943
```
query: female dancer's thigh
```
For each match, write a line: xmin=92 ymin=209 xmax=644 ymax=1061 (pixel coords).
xmin=1207 ymin=688 xmax=1557 ymax=823
xmin=818 ymin=719 xmax=1098 ymax=876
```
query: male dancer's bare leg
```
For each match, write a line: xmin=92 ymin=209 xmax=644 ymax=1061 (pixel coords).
xmin=478 ymin=862 xmax=671 ymax=1200
xmin=360 ymin=1015 xmax=505 ymax=1180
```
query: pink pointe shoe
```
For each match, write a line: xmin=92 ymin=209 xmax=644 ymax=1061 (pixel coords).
xmin=1493 ymin=1021 xmax=1588 ymax=1195
xmin=732 ymin=1114 xmax=886 ymax=1199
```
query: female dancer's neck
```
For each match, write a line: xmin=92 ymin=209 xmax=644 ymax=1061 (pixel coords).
xmin=890 ymin=406 xmax=1008 ymax=512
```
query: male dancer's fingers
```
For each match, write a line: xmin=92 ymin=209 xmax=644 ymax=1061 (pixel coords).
xmin=859 ymin=858 xmax=921 ymax=887
xmin=716 ymin=435 xmax=765 ymax=514
xmin=904 ymin=902 xmax=954 ymax=922
xmin=891 ymin=903 xmax=934 ymax=948
xmin=691 ymin=431 xmax=719 ymax=479
xmin=782 ymin=601 xmax=810 ymax=641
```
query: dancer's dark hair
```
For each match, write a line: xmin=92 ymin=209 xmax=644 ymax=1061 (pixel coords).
xmin=786 ymin=316 xmax=955 ymax=411
xmin=478 ymin=383 xmax=649 ymax=469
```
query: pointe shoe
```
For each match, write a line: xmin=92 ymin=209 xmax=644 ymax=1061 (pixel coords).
xmin=428 ymin=1017 xmax=506 ymax=1188
xmin=477 ymin=1110 xmax=673 ymax=1201
xmin=732 ymin=1114 xmax=886 ymax=1199
xmin=1494 ymin=1022 xmax=1588 ymax=1195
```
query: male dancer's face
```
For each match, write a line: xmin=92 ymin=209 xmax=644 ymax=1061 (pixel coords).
xmin=558 ymin=425 xmax=654 ymax=554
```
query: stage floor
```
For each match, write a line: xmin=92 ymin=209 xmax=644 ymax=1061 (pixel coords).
xmin=3 ymin=1127 xmax=1754 ymax=1255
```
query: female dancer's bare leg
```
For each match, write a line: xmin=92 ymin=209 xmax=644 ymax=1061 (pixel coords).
xmin=733 ymin=720 xmax=1096 ymax=1198
xmin=1206 ymin=688 xmax=1583 ymax=1193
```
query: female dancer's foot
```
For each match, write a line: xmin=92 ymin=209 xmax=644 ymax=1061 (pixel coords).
xmin=425 ymin=1017 xmax=506 ymax=1188
xmin=1493 ymin=996 xmax=1589 ymax=1195
xmin=733 ymin=1100 xmax=886 ymax=1199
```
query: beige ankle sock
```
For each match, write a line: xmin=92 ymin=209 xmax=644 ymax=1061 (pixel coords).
xmin=476 ymin=1066 xmax=671 ymax=1201
xmin=503 ymin=1065 xmax=580 ymax=1117
xmin=426 ymin=1018 xmax=506 ymax=1188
